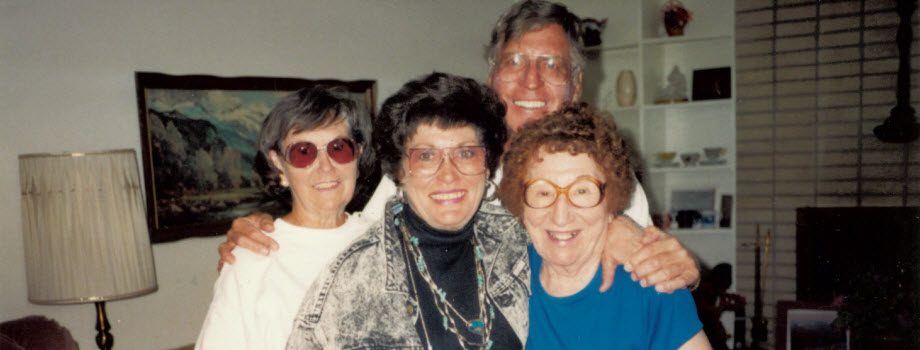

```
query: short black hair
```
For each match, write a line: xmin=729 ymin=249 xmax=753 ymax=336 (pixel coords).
xmin=373 ymin=72 xmax=507 ymax=186
xmin=255 ymin=86 xmax=373 ymax=205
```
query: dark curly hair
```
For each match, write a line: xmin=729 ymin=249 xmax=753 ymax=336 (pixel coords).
xmin=498 ymin=102 xmax=634 ymax=219
xmin=373 ymin=72 xmax=507 ymax=186
xmin=254 ymin=86 xmax=373 ymax=207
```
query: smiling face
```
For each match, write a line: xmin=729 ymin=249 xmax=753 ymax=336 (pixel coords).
xmin=400 ymin=123 xmax=487 ymax=231
xmin=522 ymin=150 xmax=612 ymax=271
xmin=488 ymin=24 xmax=583 ymax=132
xmin=269 ymin=120 xmax=358 ymax=228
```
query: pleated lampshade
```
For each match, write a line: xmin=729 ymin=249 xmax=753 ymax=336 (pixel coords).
xmin=19 ymin=149 xmax=157 ymax=304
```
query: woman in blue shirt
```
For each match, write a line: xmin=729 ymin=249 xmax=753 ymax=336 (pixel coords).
xmin=498 ymin=103 xmax=712 ymax=350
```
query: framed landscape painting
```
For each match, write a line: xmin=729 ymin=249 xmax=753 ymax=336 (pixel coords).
xmin=135 ymin=72 xmax=377 ymax=242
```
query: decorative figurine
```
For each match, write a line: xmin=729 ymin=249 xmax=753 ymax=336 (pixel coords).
xmin=655 ymin=66 xmax=689 ymax=103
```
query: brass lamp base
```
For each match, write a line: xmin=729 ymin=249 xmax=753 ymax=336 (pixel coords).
xmin=95 ymin=301 xmax=113 ymax=350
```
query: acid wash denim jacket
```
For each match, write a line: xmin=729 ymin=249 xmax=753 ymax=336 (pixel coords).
xmin=286 ymin=199 xmax=531 ymax=349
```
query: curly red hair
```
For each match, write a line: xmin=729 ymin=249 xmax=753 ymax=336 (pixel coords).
xmin=498 ymin=102 xmax=635 ymax=219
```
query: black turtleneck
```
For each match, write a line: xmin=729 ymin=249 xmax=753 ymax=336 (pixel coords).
xmin=400 ymin=204 xmax=522 ymax=350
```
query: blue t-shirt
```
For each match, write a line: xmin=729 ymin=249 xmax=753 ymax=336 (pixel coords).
xmin=526 ymin=245 xmax=702 ymax=350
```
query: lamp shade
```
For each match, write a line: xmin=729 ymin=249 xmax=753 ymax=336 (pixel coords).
xmin=19 ymin=149 xmax=157 ymax=304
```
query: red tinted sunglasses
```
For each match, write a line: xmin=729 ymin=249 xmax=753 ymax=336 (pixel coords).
xmin=283 ymin=138 xmax=357 ymax=168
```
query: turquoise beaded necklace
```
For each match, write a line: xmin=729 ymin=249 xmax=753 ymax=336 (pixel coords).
xmin=393 ymin=202 xmax=495 ymax=350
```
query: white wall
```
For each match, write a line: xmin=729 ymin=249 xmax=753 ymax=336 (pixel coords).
xmin=0 ymin=1 xmax=514 ymax=348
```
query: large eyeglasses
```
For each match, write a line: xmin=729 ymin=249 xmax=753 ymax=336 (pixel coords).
xmin=494 ymin=53 xmax=573 ymax=85
xmin=406 ymin=146 xmax=487 ymax=177
xmin=523 ymin=176 xmax=606 ymax=209
xmin=283 ymin=137 xmax=356 ymax=168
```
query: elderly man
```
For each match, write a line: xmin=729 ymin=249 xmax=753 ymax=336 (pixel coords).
xmin=219 ymin=0 xmax=698 ymax=293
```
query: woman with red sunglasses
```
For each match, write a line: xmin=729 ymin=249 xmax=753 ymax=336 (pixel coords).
xmin=196 ymin=86 xmax=375 ymax=350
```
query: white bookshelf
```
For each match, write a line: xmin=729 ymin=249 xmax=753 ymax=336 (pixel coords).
xmin=567 ymin=2 xmax=737 ymax=344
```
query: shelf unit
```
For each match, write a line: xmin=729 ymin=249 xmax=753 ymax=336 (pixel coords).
xmin=567 ymin=0 xmax=736 ymax=306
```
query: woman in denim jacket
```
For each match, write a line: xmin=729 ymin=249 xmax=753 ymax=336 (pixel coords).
xmin=287 ymin=197 xmax=532 ymax=349
xmin=287 ymin=73 xmax=527 ymax=350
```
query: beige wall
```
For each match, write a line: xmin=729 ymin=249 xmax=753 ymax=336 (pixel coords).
xmin=10 ymin=1 xmax=890 ymax=349
xmin=735 ymin=0 xmax=920 ymax=347
xmin=0 ymin=1 xmax=515 ymax=348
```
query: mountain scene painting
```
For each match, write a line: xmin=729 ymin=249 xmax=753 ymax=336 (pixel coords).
xmin=136 ymin=72 xmax=376 ymax=242
xmin=144 ymin=88 xmax=286 ymax=236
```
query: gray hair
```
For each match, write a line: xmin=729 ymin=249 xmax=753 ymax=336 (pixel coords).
xmin=254 ymin=86 xmax=373 ymax=205
xmin=485 ymin=0 xmax=585 ymax=84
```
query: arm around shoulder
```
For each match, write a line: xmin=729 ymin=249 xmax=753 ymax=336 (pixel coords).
xmin=218 ymin=213 xmax=278 ymax=272
xmin=623 ymin=180 xmax=652 ymax=227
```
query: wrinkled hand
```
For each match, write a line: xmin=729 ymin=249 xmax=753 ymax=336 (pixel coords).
xmin=599 ymin=216 xmax=644 ymax=292
xmin=217 ymin=213 xmax=278 ymax=273
xmin=626 ymin=225 xmax=699 ymax=293
xmin=600 ymin=216 xmax=699 ymax=293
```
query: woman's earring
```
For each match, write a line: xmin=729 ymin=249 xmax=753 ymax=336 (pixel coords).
xmin=280 ymin=175 xmax=289 ymax=187
xmin=396 ymin=186 xmax=406 ymax=201
xmin=483 ymin=179 xmax=498 ymax=202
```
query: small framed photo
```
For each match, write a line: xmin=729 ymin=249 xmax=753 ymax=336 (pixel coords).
xmin=670 ymin=189 xmax=716 ymax=212
xmin=776 ymin=301 xmax=849 ymax=350
xmin=692 ymin=67 xmax=731 ymax=101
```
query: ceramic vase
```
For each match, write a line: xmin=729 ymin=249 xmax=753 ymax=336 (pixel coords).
xmin=663 ymin=2 xmax=690 ymax=37
xmin=664 ymin=12 xmax=687 ymax=36
xmin=616 ymin=70 xmax=637 ymax=107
